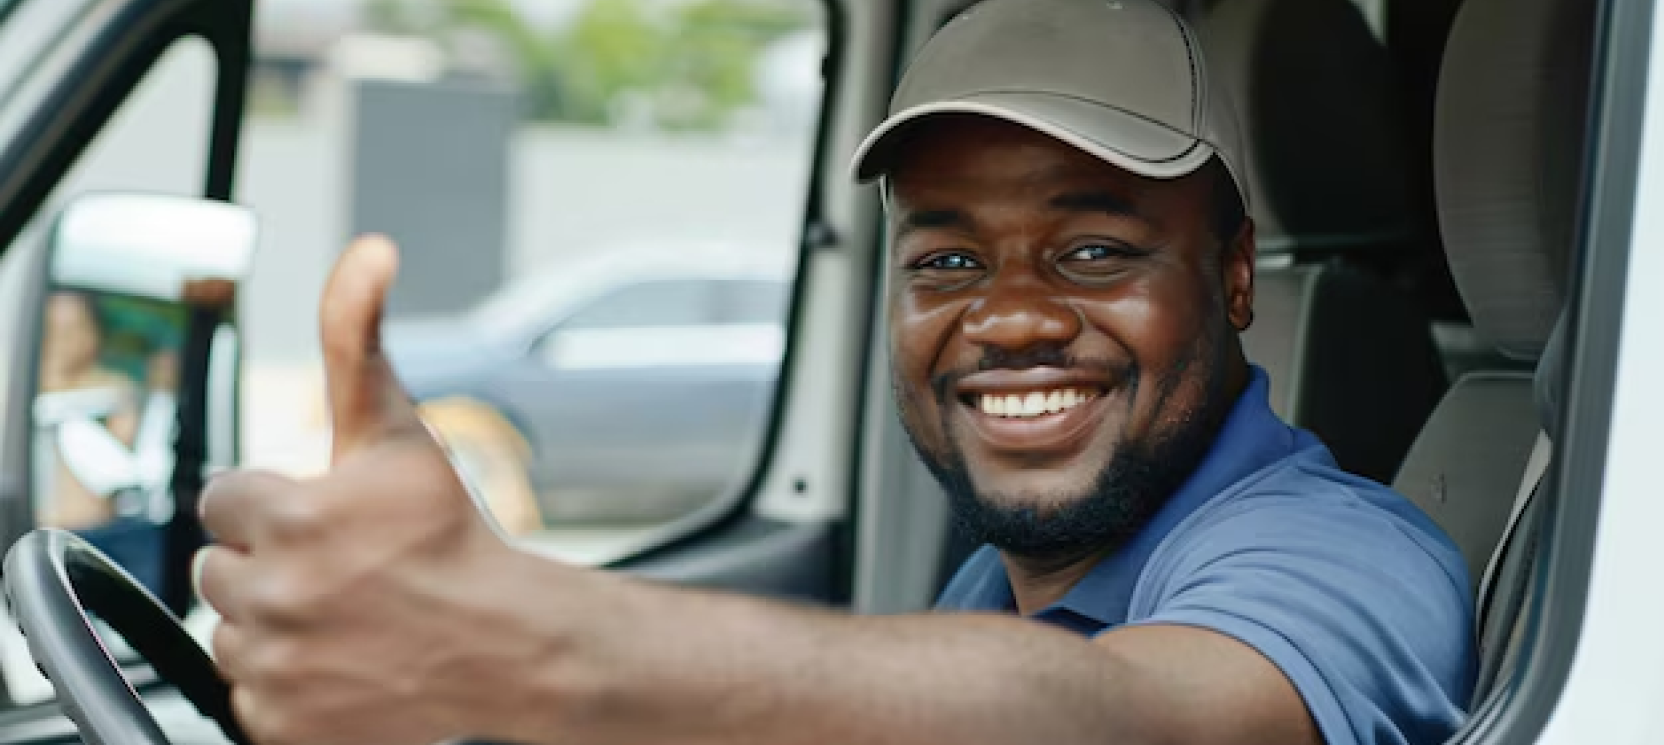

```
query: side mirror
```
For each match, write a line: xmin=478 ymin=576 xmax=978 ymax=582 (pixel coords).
xmin=28 ymin=193 xmax=256 ymax=604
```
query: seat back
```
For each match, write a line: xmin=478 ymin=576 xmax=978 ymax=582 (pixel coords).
xmin=1397 ymin=0 xmax=1593 ymax=706
xmin=1393 ymin=374 xmax=1541 ymax=593
xmin=1195 ymin=0 xmax=1447 ymax=484
xmin=1246 ymin=263 xmax=1446 ymax=484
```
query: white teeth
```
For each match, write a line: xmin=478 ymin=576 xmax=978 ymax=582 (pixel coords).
xmin=1022 ymin=392 xmax=1046 ymax=415
xmin=977 ymin=388 xmax=1098 ymax=418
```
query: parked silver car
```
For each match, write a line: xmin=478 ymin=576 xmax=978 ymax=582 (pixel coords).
xmin=384 ymin=239 xmax=794 ymax=526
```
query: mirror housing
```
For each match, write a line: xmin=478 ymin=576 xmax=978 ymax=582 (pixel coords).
xmin=49 ymin=194 xmax=255 ymax=302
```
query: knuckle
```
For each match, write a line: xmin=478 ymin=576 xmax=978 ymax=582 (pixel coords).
xmin=245 ymin=638 xmax=299 ymax=685
xmin=268 ymin=497 xmax=330 ymax=542
xmin=197 ymin=473 xmax=245 ymax=528
xmin=202 ymin=469 xmax=304 ymax=544
xmin=246 ymin=570 xmax=318 ymax=625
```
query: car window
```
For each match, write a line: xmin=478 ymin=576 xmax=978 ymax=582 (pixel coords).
xmin=240 ymin=0 xmax=826 ymax=565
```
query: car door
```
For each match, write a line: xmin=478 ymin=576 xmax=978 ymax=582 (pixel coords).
xmin=0 ymin=0 xmax=251 ymax=736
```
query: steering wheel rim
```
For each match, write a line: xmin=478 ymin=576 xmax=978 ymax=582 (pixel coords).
xmin=3 ymin=528 xmax=250 ymax=745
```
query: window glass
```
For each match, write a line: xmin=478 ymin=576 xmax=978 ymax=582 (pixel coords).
xmin=239 ymin=0 xmax=825 ymax=563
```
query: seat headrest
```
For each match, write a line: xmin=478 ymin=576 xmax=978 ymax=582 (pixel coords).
xmin=1434 ymin=0 xmax=1594 ymax=361
xmin=1194 ymin=0 xmax=1414 ymax=250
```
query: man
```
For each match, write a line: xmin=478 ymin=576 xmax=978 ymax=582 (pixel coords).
xmin=196 ymin=1 xmax=1475 ymax=743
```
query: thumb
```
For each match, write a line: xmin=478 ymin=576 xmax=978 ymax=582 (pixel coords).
xmin=320 ymin=234 xmax=423 ymax=461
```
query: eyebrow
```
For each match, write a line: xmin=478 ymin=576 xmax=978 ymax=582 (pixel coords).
xmin=896 ymin=208 xmax=971 ymax=238
xmin=1048 ymin=191 xmax=1141 ymax=219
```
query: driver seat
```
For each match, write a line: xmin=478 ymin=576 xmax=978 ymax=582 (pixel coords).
xmin=1390 ymin=0 xmax=1591 ymax=705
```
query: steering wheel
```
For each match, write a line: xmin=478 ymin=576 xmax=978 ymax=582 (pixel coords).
xmin=2 ymin=528 xmax=250 ymax=745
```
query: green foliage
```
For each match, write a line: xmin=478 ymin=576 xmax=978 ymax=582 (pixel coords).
xmin=85 ymin=294 xmax=185 ymax=382
xmin=362 ymin=0 xmax=815 ymax=130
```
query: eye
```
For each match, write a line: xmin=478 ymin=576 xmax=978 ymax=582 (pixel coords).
xmin=1061 ymin=242 xmax=1144 ymax=262
xmin=916 ymin=252 xmax=983 ymax=271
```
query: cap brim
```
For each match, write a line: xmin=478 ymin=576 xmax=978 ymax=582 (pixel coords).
xmin=851 ymin=91 xmax=1217 ymax=185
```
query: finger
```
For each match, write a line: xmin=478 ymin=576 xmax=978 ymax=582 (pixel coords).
xmin=231 ymin=685 xmax=289 ymax=745
xmin=209 ymin=619 xmax=251 ymax=677
xmin=199 ymin=469 xmax=301 ymax=550
xmin=195 ymin=546 xmax=256 ymax=623
xmin=319 ymin=234 xmax=424 ymax=462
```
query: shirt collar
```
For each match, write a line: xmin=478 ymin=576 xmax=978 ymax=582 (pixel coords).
xmin=941 ymin=366 xmax=1304 ymax=631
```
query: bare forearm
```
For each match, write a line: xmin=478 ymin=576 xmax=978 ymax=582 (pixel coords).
xmin=483 ymin=553 xmax=1160 ymax=745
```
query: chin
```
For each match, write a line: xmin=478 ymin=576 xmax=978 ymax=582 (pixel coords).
xmin=968 ymin=475 xmax=1098 ymax=517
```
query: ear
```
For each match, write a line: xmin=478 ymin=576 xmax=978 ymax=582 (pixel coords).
xmin=1223 ymin=217 xmax=1256 ymax=332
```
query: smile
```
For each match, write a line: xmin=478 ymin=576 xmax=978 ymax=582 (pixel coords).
xmin=974 ymin=388 xmax=1101 ymax=418
xmin=952 ymin=367 xmax=1120 ymax=454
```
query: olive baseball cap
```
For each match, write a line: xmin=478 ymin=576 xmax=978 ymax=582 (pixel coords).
xmin=851 ymin=0 xmax=1251 ymax=210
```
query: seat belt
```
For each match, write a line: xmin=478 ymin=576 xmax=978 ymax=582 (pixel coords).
xmin=1476 ymin=431 xmax=1551 ymax=635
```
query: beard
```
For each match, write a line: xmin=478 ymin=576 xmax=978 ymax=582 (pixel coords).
xmin=900 ymin=316 xmax=1235 ymax=563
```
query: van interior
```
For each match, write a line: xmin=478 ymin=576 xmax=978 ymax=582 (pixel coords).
xmin=0 ymin=0 xmax=1609 ymax=739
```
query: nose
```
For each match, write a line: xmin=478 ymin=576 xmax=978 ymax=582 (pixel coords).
xmin=961 ymin=280 xmax=1082 ymax=353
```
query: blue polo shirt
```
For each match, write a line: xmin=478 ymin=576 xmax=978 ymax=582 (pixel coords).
xmin=937 ymin=367 xmax=1476 ymax=745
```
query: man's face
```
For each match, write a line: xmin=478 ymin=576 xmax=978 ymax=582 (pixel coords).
xmin=885 ymin=116 xmax=1255 ymax=560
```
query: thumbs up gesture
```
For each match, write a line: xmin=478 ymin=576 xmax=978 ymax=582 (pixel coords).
xmin=196 ymin=237 xmax=558 ymax=745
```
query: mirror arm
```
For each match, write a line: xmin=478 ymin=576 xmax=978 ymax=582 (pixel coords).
xmin=158 ymin=307 xmax=219 ymax=616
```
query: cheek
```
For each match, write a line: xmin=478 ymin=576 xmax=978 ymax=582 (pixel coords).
xmin=888 ymin=296 xmax=961 ymax=435
xmin=1087 ymin=275 xmax=1218 ymax=419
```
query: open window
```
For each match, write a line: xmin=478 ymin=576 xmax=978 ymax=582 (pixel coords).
xmin=238 ymin=0 xmax=834 ymax=574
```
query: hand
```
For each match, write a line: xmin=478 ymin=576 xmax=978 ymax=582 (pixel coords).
xmin=196 ymin=236 xmax=542 ymax=745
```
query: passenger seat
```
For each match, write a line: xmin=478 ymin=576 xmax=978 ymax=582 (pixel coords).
xmin=1392 ymin=0 xmax=1592 ymax=705
xmin=1193 ymin=0 xmax=1447 ymax=485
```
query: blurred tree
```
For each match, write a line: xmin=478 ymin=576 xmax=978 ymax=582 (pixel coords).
xmin=88 ymin=295 xmax=186 ymax=382
xmin=361 ymin=0 xmax=814 ymax=130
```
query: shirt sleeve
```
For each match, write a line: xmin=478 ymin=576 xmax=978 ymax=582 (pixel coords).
xmin=1118 ymin=491 xmax=1477 ymax=745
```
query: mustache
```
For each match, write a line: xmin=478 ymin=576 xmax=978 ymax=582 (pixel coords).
xmin=930 ymin=346 xmax=1134 ymax=403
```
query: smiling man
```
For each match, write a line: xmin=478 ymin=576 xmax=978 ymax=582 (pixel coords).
xmin=197 ymin=1 xmax=1475 ymax=744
